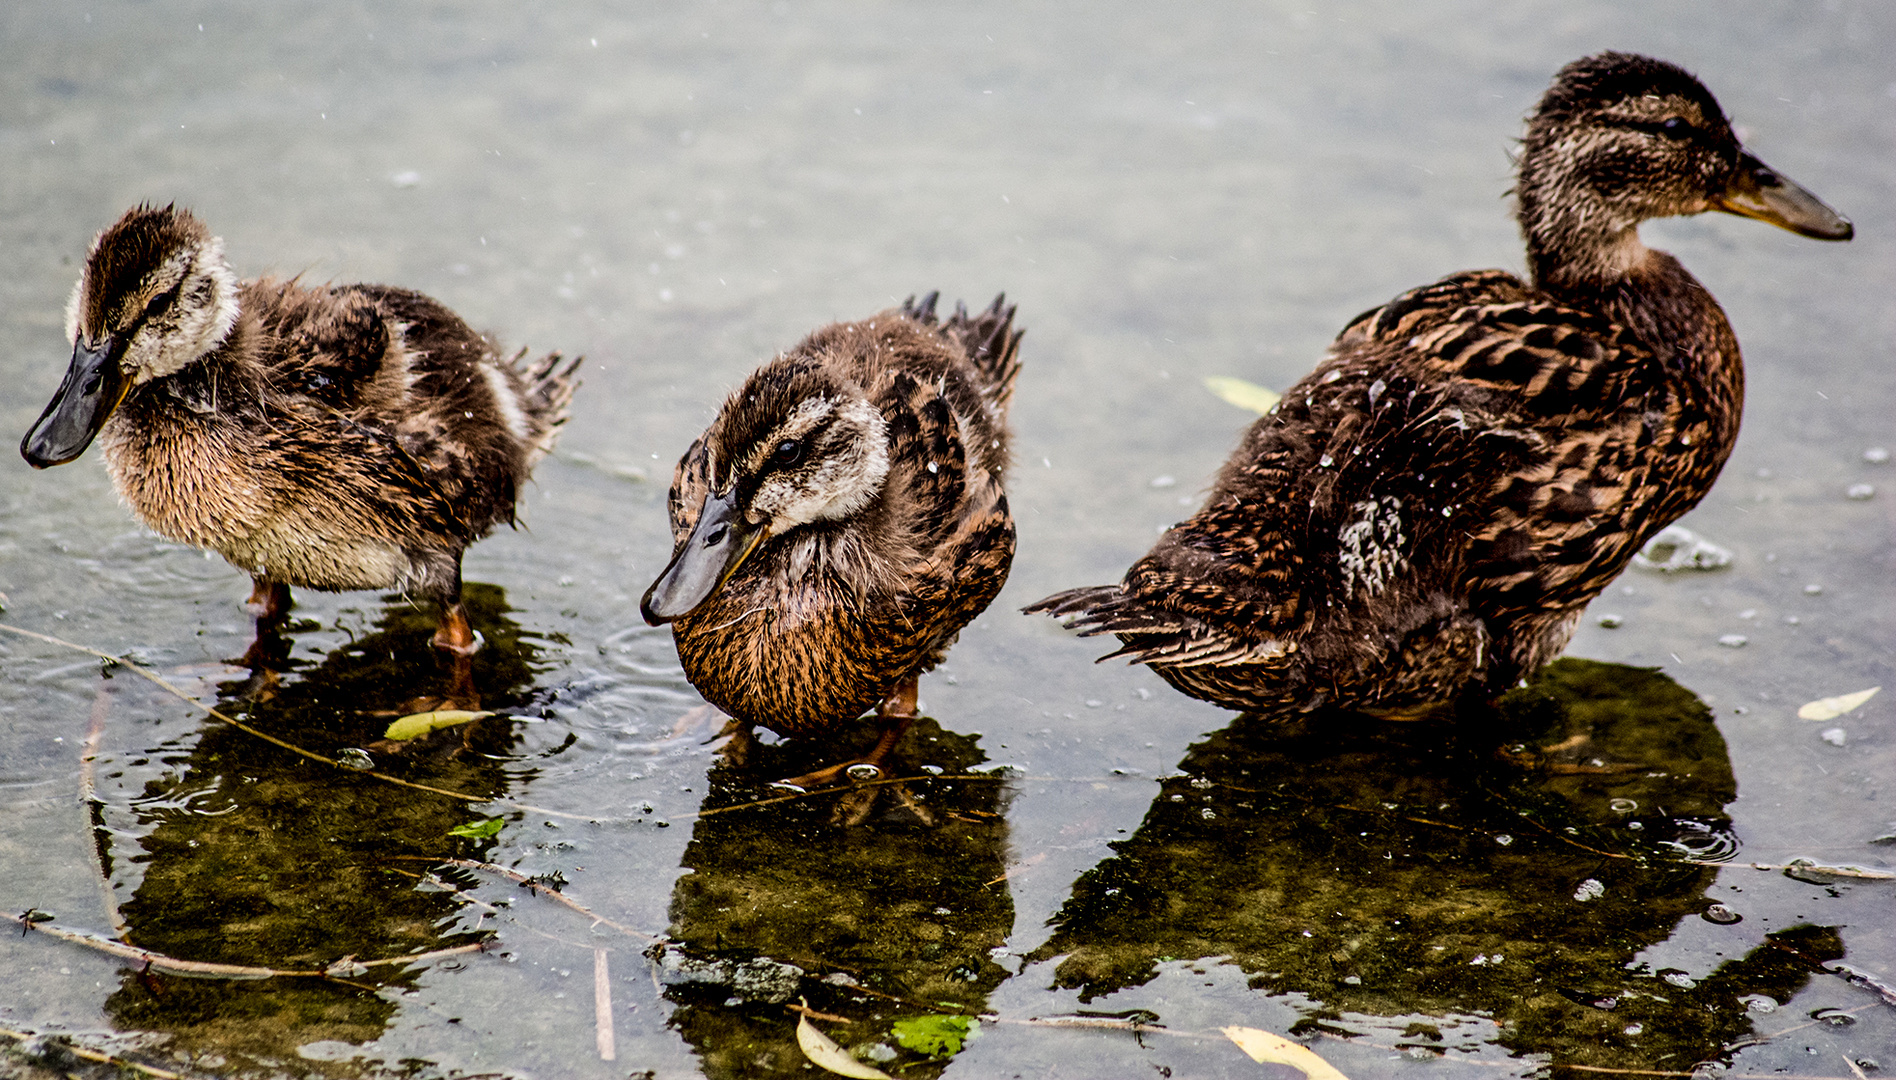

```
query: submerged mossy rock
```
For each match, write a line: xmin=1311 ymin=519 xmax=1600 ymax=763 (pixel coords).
xmin=662 ymin=718 xmax=1014 ymax=1080
xmin=102 ymin=584 xmax=548 ymax=1076
xmin=1028 ymin=659 xmax=1828 ymax=1070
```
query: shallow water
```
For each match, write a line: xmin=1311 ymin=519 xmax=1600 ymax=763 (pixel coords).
xmin=1 ymin=2 xmax=1892 ymax=1076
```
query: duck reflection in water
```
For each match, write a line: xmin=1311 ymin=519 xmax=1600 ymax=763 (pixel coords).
xmin=1028 ymin=660 xmax=1843 ymax=1070
xmin=657 ymin=718 xmax=1013 ymax=1079
xmin=101 ymin=584 xmax=549 ymax=1067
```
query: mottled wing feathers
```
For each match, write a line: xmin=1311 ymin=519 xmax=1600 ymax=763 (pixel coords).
xmin=248 ymin=281 xmax=575 ymax=545
xmin=1036 ymin=268 xmax=1669 ymax=678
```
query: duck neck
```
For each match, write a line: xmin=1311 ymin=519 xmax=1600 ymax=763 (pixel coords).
xmin=1516 ymin=157 xmax=1654 ymax=296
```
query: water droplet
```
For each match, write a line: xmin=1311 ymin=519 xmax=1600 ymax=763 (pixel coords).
xmin=1701 ymin=903 xmax=1743 ymax=925
xmin=1573 ymin=878 xmax=1605 ymax=902
xmin=1597 ymin=613 xmax=1624 ymax=628
xmin=1865 ymin=446 xmax=1890 ymax=464
xmin=1847 ymin=483 xmax=1875 ymax=500
xmin=1609 ymin=798 xmax=1638 ymax=813
xmin=1718 ymin=634 xmax=1748 ymax=648
xmin=1821 ymin=727 xmax=1847 ymax=747
xmin=1494 ymin=834 xmax=1513 ymax=846
xmin=1741 ymin=994 xmax=1778 ymax=1013
xmin=1318 ymin=454 xmax=1334 ymax=467
xmin=1811 ymin=1007 xmax=1856 ymax=1027
xmin=1149 ymin=475 xmax=1177 ymax=488
xmin=1804 ymin=583 xmax=1823 ymax=595
xmin=1662 ymin=970 xmax=1696 ymax=988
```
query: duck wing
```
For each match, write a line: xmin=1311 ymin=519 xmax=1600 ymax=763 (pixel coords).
xmin=251 ymin=282 xmax=534 ymax=543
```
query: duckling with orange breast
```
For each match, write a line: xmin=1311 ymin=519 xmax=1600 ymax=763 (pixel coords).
xmin=1030 ymin=52 xmax=1852 ymax=718
xmin=643 ymin=294 xmax=1021 ymax=788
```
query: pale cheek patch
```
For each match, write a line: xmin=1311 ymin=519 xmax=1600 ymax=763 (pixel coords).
xmin=756 ymin=401 xmax=890 ymax=533
xmin=129 ymin=240 xmax=239 ymax=383
xmin=64 ymin=275 xmax=84 ymax=346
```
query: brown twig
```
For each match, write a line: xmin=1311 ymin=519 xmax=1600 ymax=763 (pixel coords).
xmin=678 ymin=772 xmax=1008 ymax=821
xmin=0 ymin=1027 xmax=194 ymax=1080
xmin=80 ymin=683 xmax=132 ymax=941
xmin=4 ymin=909 xmax=484 ymax=981
xmin=594 ymin=946 xmax=616 ymax=1061
xmin=388 ymin=856 xmax=668 ymax=944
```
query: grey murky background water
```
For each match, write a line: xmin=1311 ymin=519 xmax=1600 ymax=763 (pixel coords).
xmin=2 ymin=2 xmax=1891 ymax=1076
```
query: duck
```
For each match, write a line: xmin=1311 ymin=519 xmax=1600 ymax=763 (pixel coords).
xmin=641 ymin=293 xmax=1021 ymax=788
xmin=1028 ymin=52 xmax=1851 ymax=718
xmin=22 ymin=204 xmax=578 ymax=658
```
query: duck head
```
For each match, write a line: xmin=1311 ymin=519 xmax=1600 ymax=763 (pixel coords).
xmin=641 ymin=355 xmax=890 ymax=624
xmin=1516 ymin=51 xmax=1852 ymax=288
xmin=22 ymin=204 xmax=240 ymax=468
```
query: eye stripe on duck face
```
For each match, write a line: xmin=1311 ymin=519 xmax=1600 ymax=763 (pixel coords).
xmin=736 ymin=395 xmax=836 ymax=481
xmin=108 ymin=250 xmax=193 ymax=334
xmin=742 ymin=394 xmax=891 ymax=534
xmin=1599 ymin=97 xmax=1725 ymax=146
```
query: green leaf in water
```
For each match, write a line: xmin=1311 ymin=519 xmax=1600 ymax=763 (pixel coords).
xmin=385 ymin=709 xmax=494 ymax=741
xmin=890 ymin=1014 xmax=974 ymax=1058
xmin=1204 ymin=375 xmax=1281 ymax=415
xmin=449 ymin=817 xmax=504 ymax=839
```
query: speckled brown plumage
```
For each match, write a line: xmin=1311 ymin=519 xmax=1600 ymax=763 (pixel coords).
xmin=644 ymin=294 xmax=1021 ymax=740
xmin=23 ymin=205 xmax=578 ymax=647
xmin=1029 ymin=53 xmax=1850 ymax=717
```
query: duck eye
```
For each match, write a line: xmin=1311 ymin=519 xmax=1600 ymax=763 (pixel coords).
xmin=772 ymin=439 xmax=804 ymax=467
xmin=139 ymin=281 xmax=181 ymax=324
xmin=1660 ymin=117 xmax=1688 ymax=138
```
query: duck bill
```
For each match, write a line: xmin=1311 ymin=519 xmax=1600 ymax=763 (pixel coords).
xmin=21 ymin=334 xmax=130 ymax=468
xmin=640 ymin=489 xmax=766 ymax=625
xmin=1712 ymin=151 xmax=1853 ymax=240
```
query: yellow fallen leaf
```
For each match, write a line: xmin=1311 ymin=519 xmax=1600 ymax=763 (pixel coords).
xmin=1797 ymin=687 xmax=1880 ymax=722
xmin=1204 ymin=376 xmax=1281 ymax=415
xmin=1221 ymin=1027 xmax=1350 ymax=1079
xmin=383 ymin=709 xmax=494 ymax=741
xmin=796 ymin=1010 xmax=891 ymax=1079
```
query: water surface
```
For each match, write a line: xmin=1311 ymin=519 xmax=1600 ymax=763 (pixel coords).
xmin=2 ymin=2 xmax=1891 ymax=1076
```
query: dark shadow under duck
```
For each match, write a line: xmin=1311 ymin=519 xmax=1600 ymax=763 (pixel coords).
xmin=21 ymin=204 xmax=578 ymax=668
xmin=642 ymin=294 xmax=1021 ymax=788
xmin=1029 ymin=52 xmax=1852 ymax=718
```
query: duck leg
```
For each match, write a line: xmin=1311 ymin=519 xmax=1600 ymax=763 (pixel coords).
xmin=773 ymin=677 xmax=919 ymax=792
xmin=238 ymin=577 xmax=293 ymax=677
xmin=432 ymin=601 xmax=479 ymax=655
xmin=245 ymin=577 xmax=292 ymax=622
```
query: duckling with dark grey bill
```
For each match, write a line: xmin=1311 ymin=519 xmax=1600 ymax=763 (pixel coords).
xmin=22 ymin=204 xmax=578 ymax=694
xmin=643 ymin=294 xmax=1022 ymax=790
xmin=1030 ymin=52 xmax=1851 ymax=719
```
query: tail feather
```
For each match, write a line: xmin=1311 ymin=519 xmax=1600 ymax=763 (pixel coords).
xmin=944 ymin=293 xmax=1023 ymax=411
xmin=900 ymin=291 xmax=941 ymax=324
xmin=1026 ymin=583 xmax=1284 ymax=668
xmin=509 ymin=348 xmax=582 ymax=467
